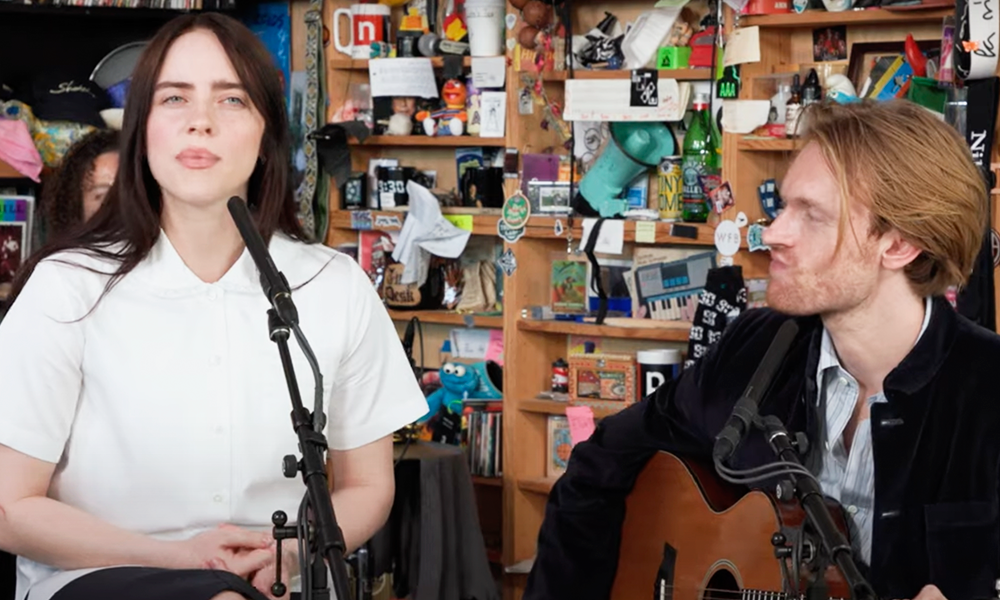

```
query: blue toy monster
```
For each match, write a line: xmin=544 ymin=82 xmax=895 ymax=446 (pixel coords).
xmin=421 ymin=362 xmax=480 ymax=422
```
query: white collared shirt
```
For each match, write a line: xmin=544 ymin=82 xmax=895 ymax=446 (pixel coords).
xmin=815 ymin=297 xmax=932 ymax=565
xmin=0 ymin=231 xmax=428 ymax=600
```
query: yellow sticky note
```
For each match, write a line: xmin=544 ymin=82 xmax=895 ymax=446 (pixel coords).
xmin=444 ymin=215 xmax=473 ymax=231
xmin=635 ymin=221 xmax=657 ymax=244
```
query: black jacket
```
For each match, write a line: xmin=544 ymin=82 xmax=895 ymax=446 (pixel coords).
xmin=525 ymin=297 xmax=1000 ymax=600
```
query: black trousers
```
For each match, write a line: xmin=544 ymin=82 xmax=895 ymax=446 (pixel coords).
xmin=47 ymin=567 xmax=304 ymax=600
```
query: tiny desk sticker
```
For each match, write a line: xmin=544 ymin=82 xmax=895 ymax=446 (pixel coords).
xmin=748 ymin=223 xmax=770 ymax=252
xmin=630 ymin=69 xmax=659 ymax=108
xmin=374 ymin=214 xmax=402 ymax=229
xmin=497 ymin=247 xmax=518 ymax=276
xmin=350 ymin=210 xmax=373 ymax=231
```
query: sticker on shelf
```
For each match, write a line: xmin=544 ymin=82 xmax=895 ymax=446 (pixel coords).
xmin=714 ymin=219 xmax=741 ymax=257
xmin=502 ymin=191 xmax=532 ymax=228
xmin=350 ymin=210 xmax=373 ymax=231
xmin=374 ymin=214 xmax=402 ymax=229
xmin=505 ymin=13 xmax=517 ymax=30
xmin=748 ymin=223 xmax=770 ymax=252
xmin=498 ymin=220 xmax=526 ymax=243
xmin=735 ymin=211 xmax=749 ymax=228
xmin=554 ymin=219 xmax=565 ymax=237
xmin=497 ymin=247 xmax=518 ymax=276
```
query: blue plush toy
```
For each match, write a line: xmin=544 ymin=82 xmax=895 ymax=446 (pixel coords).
xmin=421 ymin=362 xmax=480 ymax=422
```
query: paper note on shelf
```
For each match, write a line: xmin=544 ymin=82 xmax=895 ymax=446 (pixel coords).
xmin=723 ymin=26 xmax=760 ymax=67
xmin=721 ymin=100 xmax=771 ymax=134
xmin=579 ymin=218 xmax=625 ymax=254
xmin=369 ymin=58 xmax=439 ymax=98
xmin=486 ymin=329 xmax=504 ymax=365
xmin=450 ymin=328 xmax=491 ymax=359
xmin=566 ymin=406 xmax=596 ymax=446
xmin=635 ymin=221 xmax=657 ymax=244
xmin=564 ymin=79 xmax=691 ymax=122
xmin=444 ymin=215 xmax=473 ymax=231
xmin=472 ymin=56 xmax=507 ymax=88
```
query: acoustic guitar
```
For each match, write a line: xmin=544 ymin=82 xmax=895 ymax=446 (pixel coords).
xmin=611 ymin=452 xmax=852 ymax=600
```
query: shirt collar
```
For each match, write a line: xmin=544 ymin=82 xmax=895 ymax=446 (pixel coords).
xmin=130 ymin=230 xmax=332 ymax=295
xmin=817 ymin=296 xmax=933 ymax=377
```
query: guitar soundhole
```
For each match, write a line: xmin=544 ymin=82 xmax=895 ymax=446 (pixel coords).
xmin=702 ymin=569 xmax=741 ymax=600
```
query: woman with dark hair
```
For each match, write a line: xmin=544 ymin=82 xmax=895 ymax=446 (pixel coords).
xmin=40 ymin=129 xmax=120 ymax=238
xmin=0 ymin=13 xmax=426 ymax=600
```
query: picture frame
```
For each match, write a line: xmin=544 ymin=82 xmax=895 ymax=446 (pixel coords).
xmin=0 ymin=221 xmax=26 ymax=295
xmin=568 ymin=353 xmax=636 ymax=412
xmin=847 ymin=40 xmax=939 ymax=97
xmin=528 ymin=180 xmax=572 ymax=214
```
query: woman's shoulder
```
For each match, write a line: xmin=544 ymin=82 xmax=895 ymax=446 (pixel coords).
xmin=270 ymin=234 xmax=363 ymax=288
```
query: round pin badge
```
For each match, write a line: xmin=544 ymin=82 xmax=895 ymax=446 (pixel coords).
xmin=500 ymin=190 xmax=531 ymax=243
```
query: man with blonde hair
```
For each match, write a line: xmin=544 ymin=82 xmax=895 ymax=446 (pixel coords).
xmin=525 ymin=99 xmax=1000 ymax=600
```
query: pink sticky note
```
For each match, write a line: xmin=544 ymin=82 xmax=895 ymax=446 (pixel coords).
xmin=565 ymin=406 xmax=596 ymax=447
xmin=485 ymin=329 xmax=504 ymax=365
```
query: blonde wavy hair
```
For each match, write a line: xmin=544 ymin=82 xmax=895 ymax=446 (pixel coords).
xmin=797 ymin=99 xmax=988 ymax=297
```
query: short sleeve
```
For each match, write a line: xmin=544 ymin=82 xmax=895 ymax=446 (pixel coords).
xmin=0 ymin=260 xmax=87 ymax=463
xmin=324 ymin=259 xmax=427 ymax=450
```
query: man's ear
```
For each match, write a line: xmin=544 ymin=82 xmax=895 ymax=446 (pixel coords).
xmin=881 ymin=231 xmax=923 ymax=271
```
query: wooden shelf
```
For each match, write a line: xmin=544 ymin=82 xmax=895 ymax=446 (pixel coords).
xmin=739 ymin=6 xmax=953 ymax=27
xmin=0 ymin=3 xmax=219 ymax=17
xmin=388 ymin=309 xmax=503 ymax=328
xmin=0 ymin=160 xmax=26 ymax=179
xmin=330 ymin=56 xmax=474 ymax=70
xmin=517 ymin=319 xmax=692 ymax=342
xmin=737 ymin=137 xmax=802 ymax=152
xmin=541 ymin=68 xmax=713 ymax=82
xmin=524 ymin=218 xmax=719 ymax=246
xmin=472 ymin=476 xmax=504 ymax=487
xmin=520 ymin=398 xmax=624 ymax=420
xmin=517 ymin=477 xmax=557 ymax=495
xmin=349 ymin=135 xmax=506 ymax=147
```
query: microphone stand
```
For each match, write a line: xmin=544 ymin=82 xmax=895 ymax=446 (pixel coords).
xmin=266 ymin=308 xmax=353 ymax=600
xmin=758 ymin=414 xmax=877 ymax=600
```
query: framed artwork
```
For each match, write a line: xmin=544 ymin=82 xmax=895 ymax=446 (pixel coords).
xmin=568 ymin=353 xmax=636 ymax=412
xmin=847 ymin=40 xmax=940 ymax=97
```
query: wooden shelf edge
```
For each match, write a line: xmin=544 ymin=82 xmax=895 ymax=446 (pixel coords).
xmin=472 ymin=475 xmax=504 ymax=487
xmin=737 ymin=137 xmax=802 ymax=152
xmin=349 ymin=135 xmax=506 ymax=147
xmin=739 ymin=6 xmax=953 ymax=27
xmin=541 ymin=68 xmax=713 ymax=82
xmin=330 ymin=56 xmax=474 ymax=70
xmin=520 ymin=398 xmax=624 ymax=420
xmin=388 ymin=309 xmax=503 ymax=328
xmin=517 ymin=319 xmax=692 ymax=342
xmin=0 ymin=159 xmax=26 ymax=179
xmin=524 ymin=218 xmax=718 ymax=246
xmin=327 ymin=208 xmax=501 ymax=236
xmin=517 ymin=477 xmax=557 ymax=495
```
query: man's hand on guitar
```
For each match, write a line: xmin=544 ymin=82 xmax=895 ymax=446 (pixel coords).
xmin=906 ymin=585 xmax=947 ymax=600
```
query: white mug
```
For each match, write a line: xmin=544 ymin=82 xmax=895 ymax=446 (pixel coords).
xmin=334 ymin=3 xmax=391 ymax=60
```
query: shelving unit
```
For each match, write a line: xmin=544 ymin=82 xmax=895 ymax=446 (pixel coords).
xmin=349 ymin=135 xmax=507 ymax=147
xmin=541 ymin=67 xmax=713 ymax=81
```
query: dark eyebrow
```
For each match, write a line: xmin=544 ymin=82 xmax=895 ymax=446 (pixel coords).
xmin=154 ymin=80 xmax=245 ymax=92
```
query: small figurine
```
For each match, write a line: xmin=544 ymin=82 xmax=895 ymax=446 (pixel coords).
xmin=416 ymin=79 xmax=468 ymax=136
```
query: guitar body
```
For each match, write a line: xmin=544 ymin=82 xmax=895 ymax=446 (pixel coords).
xmin=611 ymin=452 xmax=850 ymax=600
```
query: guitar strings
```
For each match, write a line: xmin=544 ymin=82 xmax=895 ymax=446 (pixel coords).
xmin=714 ymin=458 xmax=818 ymax=488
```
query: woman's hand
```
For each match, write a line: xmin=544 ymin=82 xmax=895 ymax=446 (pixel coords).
xmin=174 ymin=523 xmax=274 ymax=578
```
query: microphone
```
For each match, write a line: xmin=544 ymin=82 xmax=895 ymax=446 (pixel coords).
xmin=227 ymin=196 xmax=299 ymax=327
xmin=712 ymin=319 xmax=799 ymax=463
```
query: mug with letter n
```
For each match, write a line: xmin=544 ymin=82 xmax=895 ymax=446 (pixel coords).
xmin=334 ymin=3 xmax=391 ymax=60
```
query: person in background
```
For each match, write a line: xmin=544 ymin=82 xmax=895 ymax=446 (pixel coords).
xmin=0 ymin=12 xmax=427 ymax=600
xmin=40 ymin=129 xmax=120 ymax=238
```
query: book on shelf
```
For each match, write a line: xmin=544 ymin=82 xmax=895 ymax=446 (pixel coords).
xmin=463 ymin=401 xmax=501 ymax=478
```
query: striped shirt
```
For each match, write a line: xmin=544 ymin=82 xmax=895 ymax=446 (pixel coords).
xmin=815 ymin=297 xmax=932 ymax=565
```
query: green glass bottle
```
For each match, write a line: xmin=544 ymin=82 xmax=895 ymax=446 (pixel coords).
xmin=681 ymin=93 xmax=715 ymax=223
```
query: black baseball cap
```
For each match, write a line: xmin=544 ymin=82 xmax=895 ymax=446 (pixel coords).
xmin=26 ymin=73 xmax=109 ymax=128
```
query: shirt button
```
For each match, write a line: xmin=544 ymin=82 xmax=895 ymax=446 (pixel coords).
xmin=839 ymin=377 xmax=848 ymax=386
xmin=214 ymin=425 xmax=225 ymax=434
xmin=847 ymin=505 xmax=859 ymax=515
xmin=213 ymin=494 xmax=224 ymax=503
xmin=208 ymin=289 xmax=220 ymax=301
xmin=211 ymin=355 xmax=222 ymax=366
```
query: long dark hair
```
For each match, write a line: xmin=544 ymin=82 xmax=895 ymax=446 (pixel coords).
xmin=41 ymin=129 xmax=120 ymax=238
xmin=10 ymin=13 xmax=306 ymax=304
